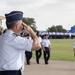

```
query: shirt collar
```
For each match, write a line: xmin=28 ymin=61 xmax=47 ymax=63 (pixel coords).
xmin=6 ymin=30 xmax=15 ymax=34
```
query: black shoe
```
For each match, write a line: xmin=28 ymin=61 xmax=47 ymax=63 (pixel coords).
xmin=27 ymin=63 xmax=30 ymax=65
xmin=37 ymin=61 xmax=40 ymax=64
xmin=37 ymin=62 xmax=40 ymax=64
xmin=27 ymin=62 xmax=30 ymax=65
xmin=45 ymin=62 xmax=49 ymax=64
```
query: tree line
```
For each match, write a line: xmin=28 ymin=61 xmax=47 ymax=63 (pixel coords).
xmin=0 ymin=17 xmax=69 ymax=32
xmin=22 ymin=17 xmax=67 ymax=32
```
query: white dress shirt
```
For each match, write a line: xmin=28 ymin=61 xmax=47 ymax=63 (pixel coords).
xmin=0 ymin=30 xmax=33 ymax=71
xmin=25 ymin=37 xmax=33 ymax=52
xmin=38 ymin=36 xmax=42 ymax=43
xmin=42 ymin=39 xmax=51 ymax=47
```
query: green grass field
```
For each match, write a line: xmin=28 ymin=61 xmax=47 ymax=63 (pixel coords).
xmin=32 ymin=39 xmax=75 ymax=61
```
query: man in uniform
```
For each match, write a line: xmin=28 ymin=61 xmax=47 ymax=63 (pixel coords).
xmin=0 ymin=11 xmax=41 ymax=75
xmin=42 ymin=34 xmax=51 ymax=64
xmin=35 ymin=31 xmax=42 ymax=64
xmin=25 ymin=34 xmax=32 ymax=65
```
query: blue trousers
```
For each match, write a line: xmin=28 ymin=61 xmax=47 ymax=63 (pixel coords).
xmin=35 ymin=48 xmax=42 ymax=63
xmin=25 ymin=51 xmax=32 ymax=64
xmin=43 ymin=47 xmax=50 ymax=64
xmin=0 ymin=70 xmax=21 ymax=75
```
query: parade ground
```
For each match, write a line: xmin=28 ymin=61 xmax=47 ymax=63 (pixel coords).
xmin=25 ymin=39 xmax=75 ymax=75
xmin=25 ymin=58 xmax=75 ymax=75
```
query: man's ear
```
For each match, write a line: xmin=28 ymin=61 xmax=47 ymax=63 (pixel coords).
xmin=15 ymin=24 xmax=19 ymax=29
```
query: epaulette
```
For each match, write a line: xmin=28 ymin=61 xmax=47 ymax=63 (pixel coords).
xmin=13 ymin=33 xmax=18 ymax=36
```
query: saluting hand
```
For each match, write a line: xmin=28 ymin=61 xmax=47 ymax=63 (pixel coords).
xmin=22 ymin=22 xmax=31 ymax=33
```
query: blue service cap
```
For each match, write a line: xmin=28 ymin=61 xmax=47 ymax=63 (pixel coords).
xmin=5 ymin=11 xmax=23 ymax=22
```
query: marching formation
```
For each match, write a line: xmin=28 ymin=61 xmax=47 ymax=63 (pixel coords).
xmin=20 ymin=31 xmax=51 ymax=65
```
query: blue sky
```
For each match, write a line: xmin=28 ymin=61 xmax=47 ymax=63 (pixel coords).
xmin=0 ymin=0 xmax=75 ymax=30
